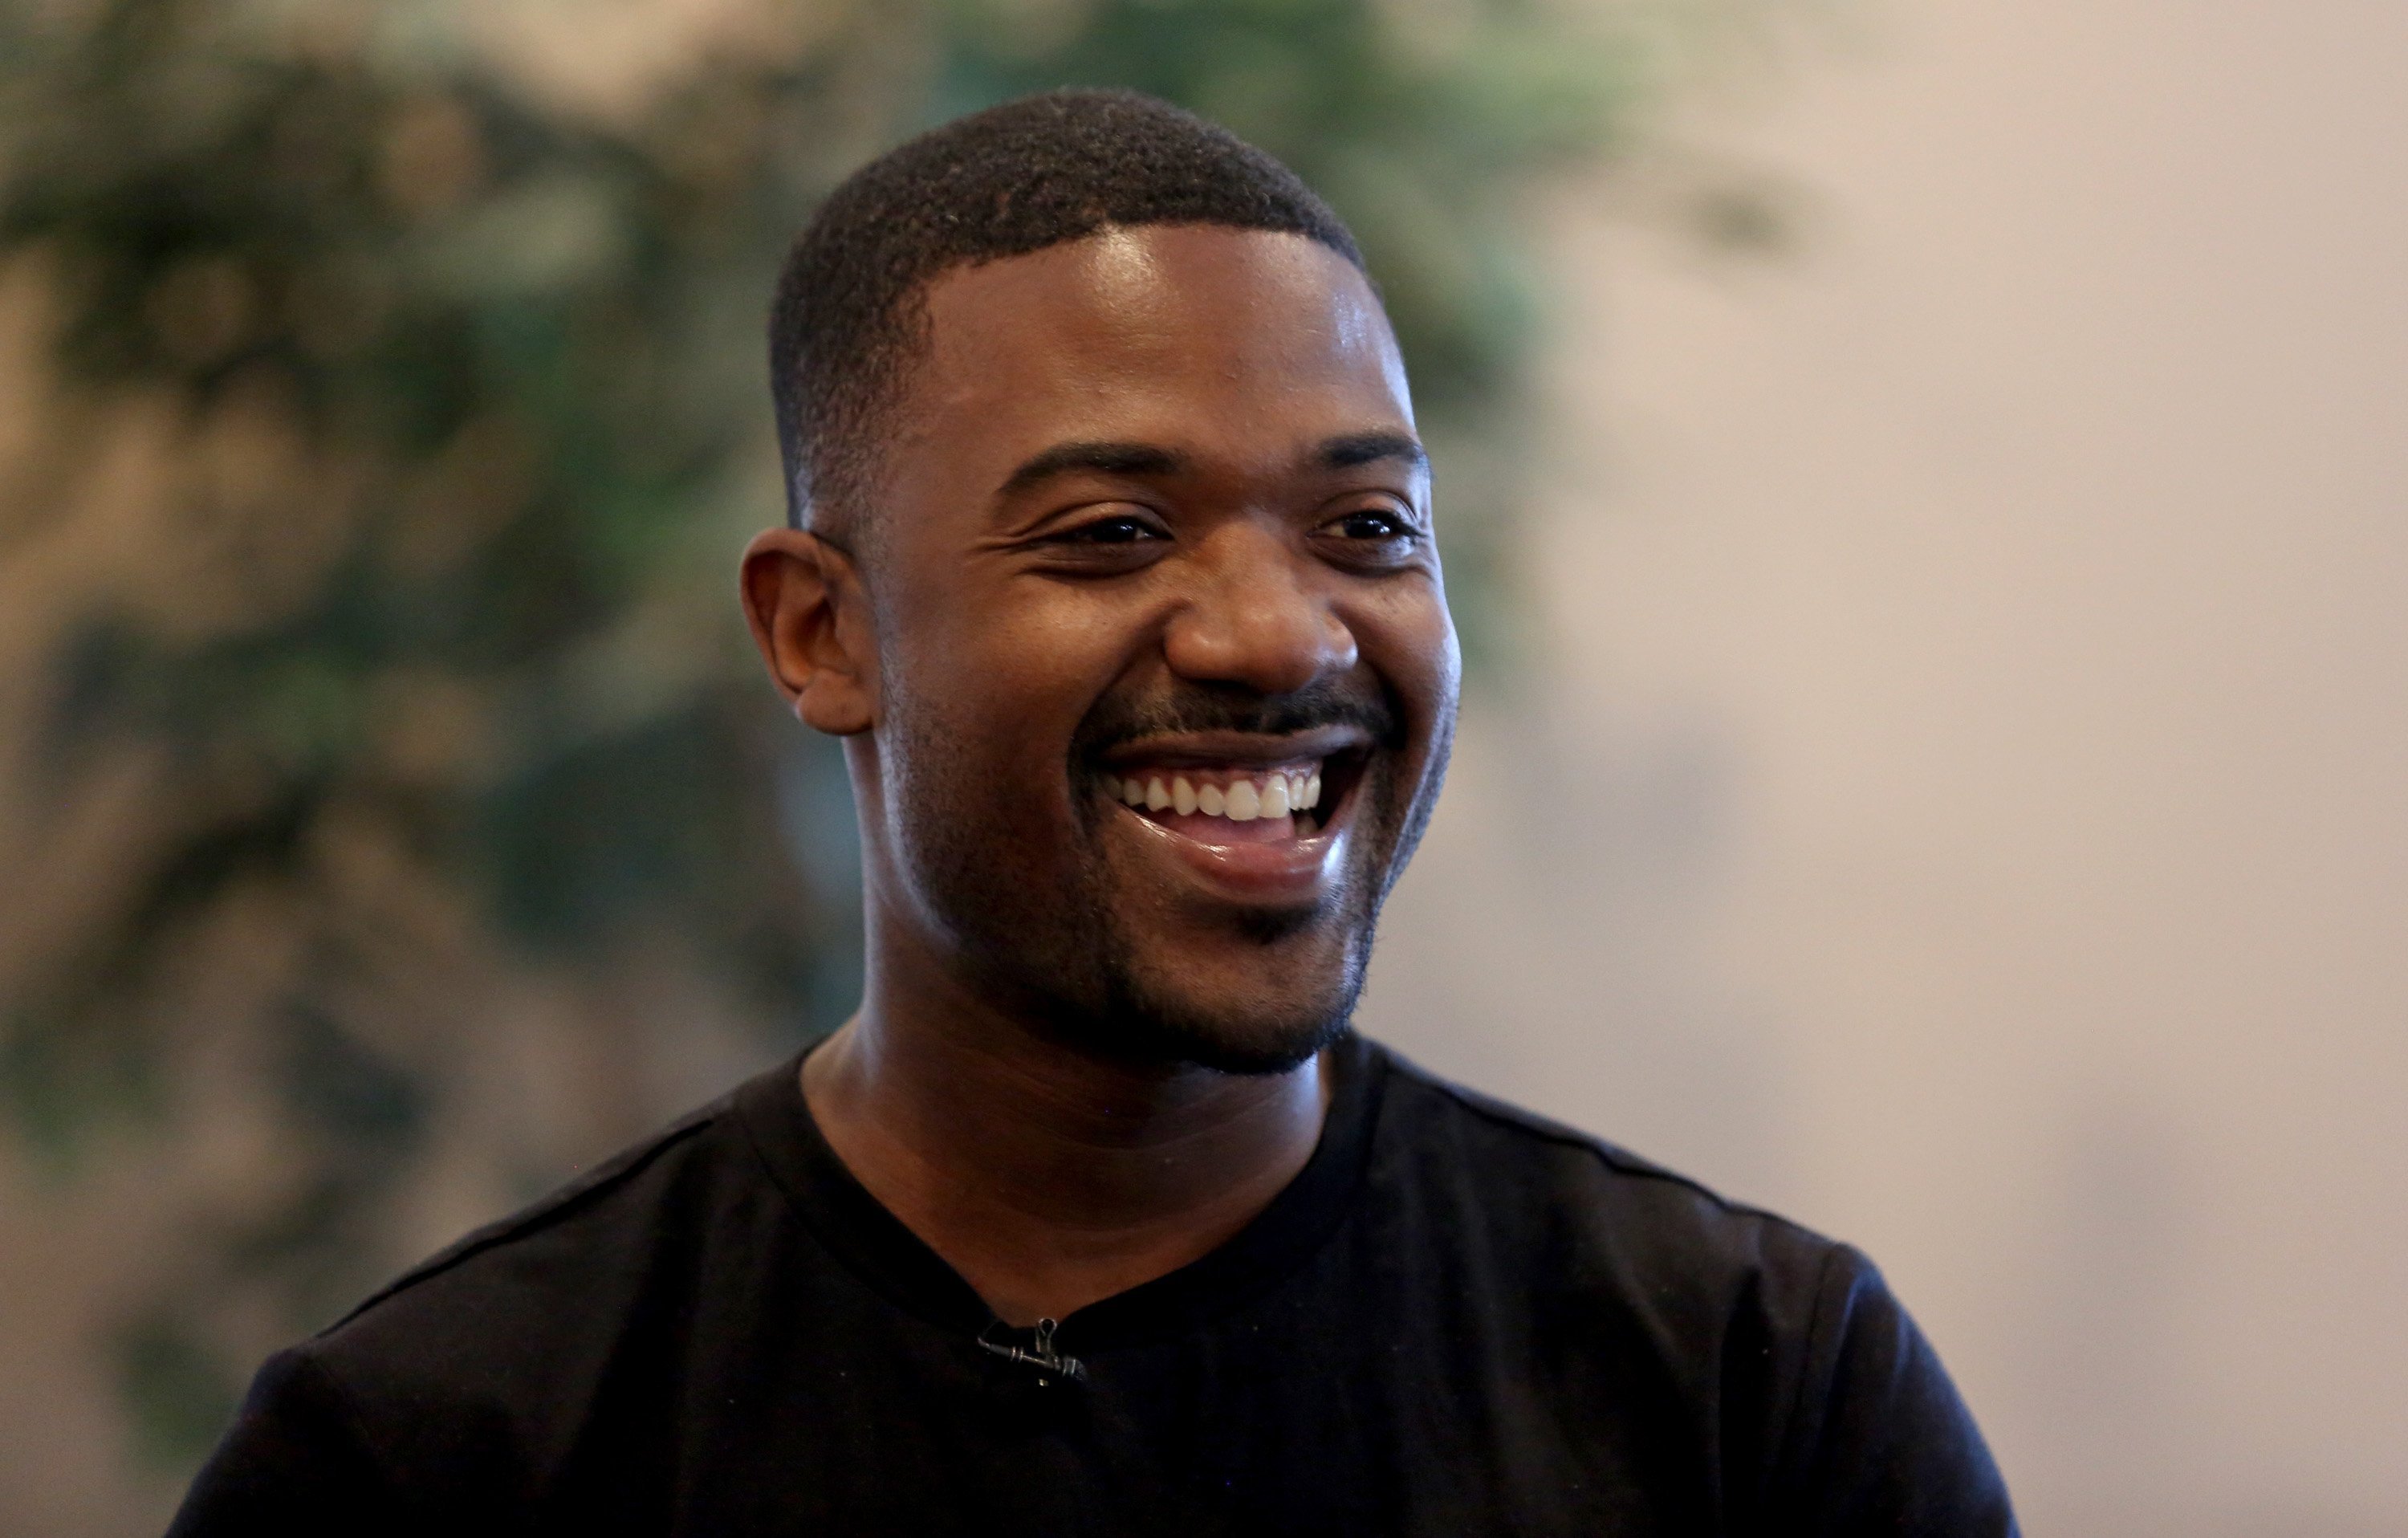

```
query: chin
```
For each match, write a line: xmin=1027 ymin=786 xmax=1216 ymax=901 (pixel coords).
xmin=1080 ymin=930 xmax=1373 ymax=1075
xmin=1092 ymin=1005 xmax=1353 ymax=1076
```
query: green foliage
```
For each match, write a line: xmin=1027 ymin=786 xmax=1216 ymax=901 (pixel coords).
xmin=0 ymin=0 xmax=1710 ymax=1478
xmin=116 ymin=1308 xmax=245 ymax=1472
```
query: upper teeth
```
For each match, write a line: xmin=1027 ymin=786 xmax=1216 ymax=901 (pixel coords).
xmin=1110 ymin=769 xmax=1322 ymax=822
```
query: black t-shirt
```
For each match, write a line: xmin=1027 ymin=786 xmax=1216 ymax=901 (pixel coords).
xmin=171 ymin=1034 xmax=2016 ymax=1536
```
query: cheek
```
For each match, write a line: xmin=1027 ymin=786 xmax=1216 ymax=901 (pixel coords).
xmin=1357 ymin=587 xmax=1461 ymax=745
xmin=884 ymin=590 xmax=1132 ymax=808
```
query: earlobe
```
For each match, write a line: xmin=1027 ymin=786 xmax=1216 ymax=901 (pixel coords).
xmin=738 ymin=528 xmax=877 ymax=736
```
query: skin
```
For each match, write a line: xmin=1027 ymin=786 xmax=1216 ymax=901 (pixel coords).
xmin=740 ymin=224 xmax=1459 ymax=1325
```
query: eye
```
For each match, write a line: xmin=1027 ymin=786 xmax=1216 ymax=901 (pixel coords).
xmin=1022 ymin=507 xmax=1174 ymax=575
xmin=1050 ymin=511 xmax=1167 ymax=545
xmin=1330 ymin=508 xmax=1417 ymax=541
xmin=1314 ymin=503 xmax=1426 ymax=568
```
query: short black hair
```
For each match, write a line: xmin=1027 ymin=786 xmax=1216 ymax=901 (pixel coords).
xmin=768 ymin=88 xmax=1365 ymax=541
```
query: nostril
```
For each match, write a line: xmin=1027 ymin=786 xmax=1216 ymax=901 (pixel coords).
xmin=1160 ymin=560 xmax=1354 ymax=690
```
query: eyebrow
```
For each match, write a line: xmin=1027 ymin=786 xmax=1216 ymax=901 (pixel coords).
xmin=994 ymin=430 xmax=1429 ymax=500
xmin=997 ymin=441 xmax=1184 ymax=498
xmin=1316 ymin=431 xmax=1428 ymax=474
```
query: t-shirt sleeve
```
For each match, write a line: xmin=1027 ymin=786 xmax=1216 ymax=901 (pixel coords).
xmin=1773 ymin=1244 xmax=2020 ymax=1537
xmin=166 ymin=1346 xmax=412 ymax=1538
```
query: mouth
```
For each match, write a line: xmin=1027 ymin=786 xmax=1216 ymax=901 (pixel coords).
xmin=1091 ymin=729 xmax=1371 ymax=900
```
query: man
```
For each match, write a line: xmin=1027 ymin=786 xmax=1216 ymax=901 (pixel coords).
xmin=173 ymin=89 xmax=2015 ymax=1535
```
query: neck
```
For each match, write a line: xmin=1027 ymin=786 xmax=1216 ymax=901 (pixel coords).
xmin=803 ymin=918 xmax=1331 ymax=1327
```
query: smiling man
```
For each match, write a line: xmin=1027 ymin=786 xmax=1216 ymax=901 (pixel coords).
xmin=173 ymin=91 xmax=2015 ymax=1536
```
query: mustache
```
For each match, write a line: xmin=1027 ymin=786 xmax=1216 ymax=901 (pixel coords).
xmin=1072 ymin=675 xmax=1401 ymax=759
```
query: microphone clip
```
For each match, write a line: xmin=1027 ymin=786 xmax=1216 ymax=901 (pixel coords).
xmin=978 ymin=1317 xmax=1088 ymax=1382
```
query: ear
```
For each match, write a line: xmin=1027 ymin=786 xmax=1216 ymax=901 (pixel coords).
xmin=739 ymin=527 xmax=876 ymax=736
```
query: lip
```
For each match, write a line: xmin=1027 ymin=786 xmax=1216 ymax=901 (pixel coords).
xmin=1100 ymin=747 xmax=1363 ymax=905
xmin=1096 ymin=724 xmax=1371 ymax=772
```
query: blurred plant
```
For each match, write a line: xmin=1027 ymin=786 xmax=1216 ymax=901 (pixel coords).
xmin=0 ymin=0 xmax=1769 ymax=1483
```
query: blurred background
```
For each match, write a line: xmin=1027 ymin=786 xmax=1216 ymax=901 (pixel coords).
xmin=0 ymin=0 xmax=2401 ymax=1532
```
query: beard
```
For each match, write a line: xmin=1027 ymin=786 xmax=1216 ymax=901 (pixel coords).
xmin=1080 ymin=897 xmax=1373 ymax=1074
xmin=881 ymin=673 xmax=1445 ymax=1075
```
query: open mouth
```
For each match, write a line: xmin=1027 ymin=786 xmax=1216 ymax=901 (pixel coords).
xmin=1098 ymin=747 xmax=1367 ymax=847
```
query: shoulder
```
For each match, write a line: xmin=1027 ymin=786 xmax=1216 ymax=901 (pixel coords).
xmin=1358 ymin=1039 xmax=1887 ymax=1397
xmin=276 ymin=1060 xmax=799 ymax=1474
xmin=326 ymin=1078 xmax=751 ymax=1344
xmin=1359 ymin=1041 xmax=2016 ymax=1530
xmin=1365 ymin=1040 xmax=1844 ymax=1296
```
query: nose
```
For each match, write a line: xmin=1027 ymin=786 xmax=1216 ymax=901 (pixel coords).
xmin=1161 ymin=523 xmax=1358 ymax=694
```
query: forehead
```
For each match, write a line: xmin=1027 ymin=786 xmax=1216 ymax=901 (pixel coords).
xmin=896 ymin=226 xmax=1413 ymax=489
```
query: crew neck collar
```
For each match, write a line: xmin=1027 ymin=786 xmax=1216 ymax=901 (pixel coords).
xmin=736 ymin=1030 xmax=1388 ymax=1354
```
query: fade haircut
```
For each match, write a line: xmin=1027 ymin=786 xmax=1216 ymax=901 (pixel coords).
xmin=767 ymin=88 xmax=1365 ymax=545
